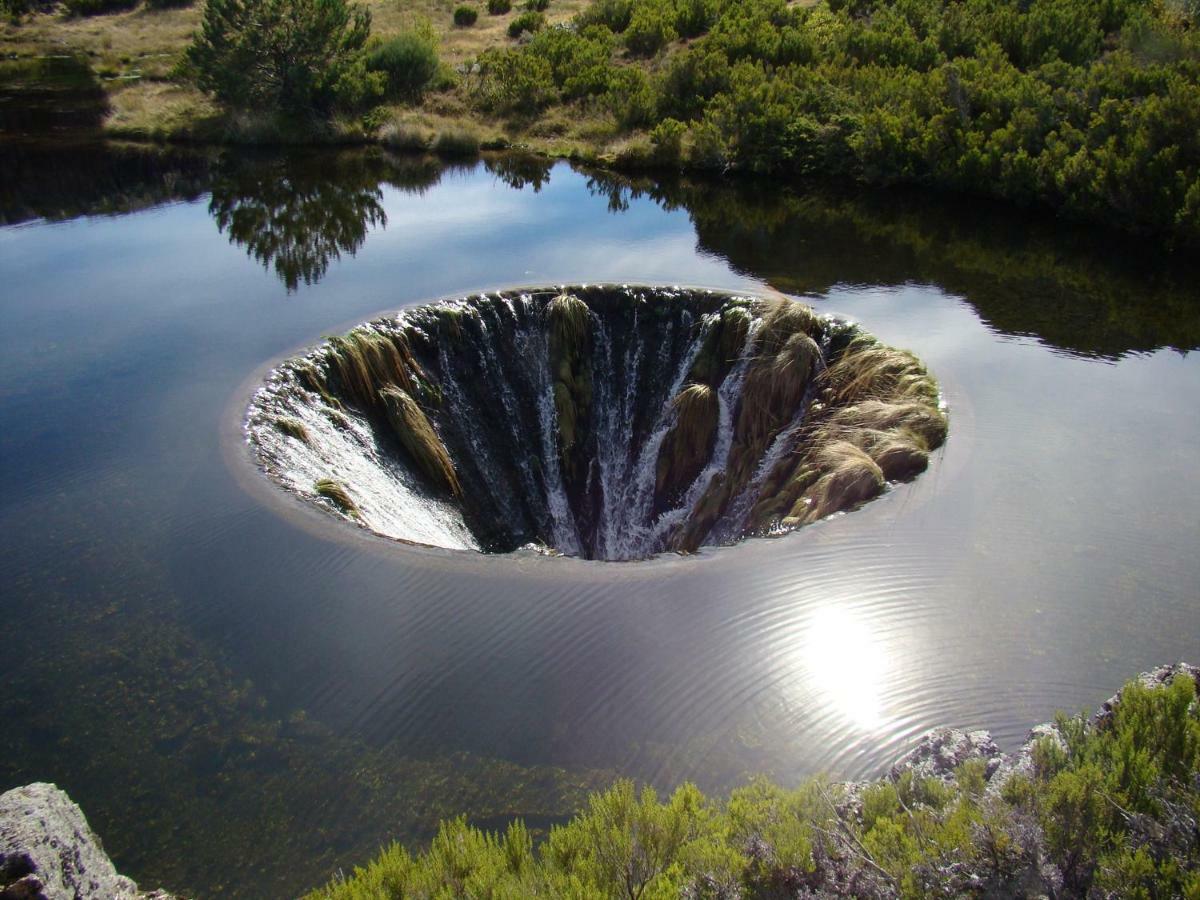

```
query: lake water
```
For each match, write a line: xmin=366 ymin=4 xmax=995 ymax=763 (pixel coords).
xmin=1 ymin=143 xmax=1198 ymax=898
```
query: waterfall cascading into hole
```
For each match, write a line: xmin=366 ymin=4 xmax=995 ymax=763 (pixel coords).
xmin=245 ymin=286 xmax=948 ymax=561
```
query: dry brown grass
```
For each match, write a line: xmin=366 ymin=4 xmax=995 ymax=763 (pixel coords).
xmin=656 ymin=383 xmax=719 ymax=501
xmin=1 ymin=0 xmax=595 ymax=142
xmin=781 ymin=441 xmax=885 ymax=526
xmin=379 ymin=385 xmax=461 ymax=497
xmin=365 ymin=0 xmax=591 ymax=67
xmin=2 ymin=5 xmax=199 ymax=79
xmin=314 ymin=478 xmax=360 ymax=516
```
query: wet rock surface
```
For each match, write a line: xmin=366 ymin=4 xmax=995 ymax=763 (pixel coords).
xmin=0 ymin=783 xmax=174 ymax=900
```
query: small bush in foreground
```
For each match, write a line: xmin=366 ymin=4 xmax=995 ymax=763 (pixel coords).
xmin=307 ymin=672 xmax=1200 ymax=899
xmin=452 ymin=4 xmax=477 ymax=25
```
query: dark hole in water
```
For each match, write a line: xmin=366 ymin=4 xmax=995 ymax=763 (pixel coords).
xmin=248 ymin=286 xmax=948 ymax=560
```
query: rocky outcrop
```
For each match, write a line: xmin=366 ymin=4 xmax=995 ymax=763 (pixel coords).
xmin=0 ymin=783 xmax=175 ymax=900
xmin=882 ymin=662 xmax=1199 ymax=796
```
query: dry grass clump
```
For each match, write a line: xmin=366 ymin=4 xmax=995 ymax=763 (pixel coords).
xmin=753 ymin=296 xmax=821 ymax=355
xmin=687 ymin=302 xmax=751 ymax=387
xmin=379 ymin=386 xmax=461 ymax=497
xmin=274 ymin=416 xmax=309 ymax=443
xmin=293 ymin=360 xmax=343 ymax=410
xmin=822 ymin=336 xmax=936 ymax=406
xmin=314 ymin=478 xmax=359 ymax=517
xmin=546 ymin=293 xmax=594 ymax=473
xmin=326 ymin=327 xmax=422 ymax=411
xmin=781 ymin=442 xmax=885 ymax=526
xmin=655 ymin=383 xmax=719 ymax=503
xmin=744 ymin=330 xmax=947 ymax=532
xmin=546 ymin=293 xmax=591 ymax=349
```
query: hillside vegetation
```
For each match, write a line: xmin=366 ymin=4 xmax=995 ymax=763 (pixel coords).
xmin=3 ymin=0 xmax=1198 ymax=232
xmin=307 ymin=670 xmax=1200 ymax=899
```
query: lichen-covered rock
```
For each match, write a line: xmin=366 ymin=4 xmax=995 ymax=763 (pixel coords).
xmin=887 ymin=727 xmax=1003 ymax=784
xmin=0 ymin=783 xmax=174 ymax=900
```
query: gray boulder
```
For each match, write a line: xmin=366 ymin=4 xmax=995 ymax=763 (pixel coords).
xmin=0 ymin=783 xmax=174 ymax=900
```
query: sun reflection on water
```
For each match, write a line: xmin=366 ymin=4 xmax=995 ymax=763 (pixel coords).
xmin=804 ymin=606 xmax=890 ymax=730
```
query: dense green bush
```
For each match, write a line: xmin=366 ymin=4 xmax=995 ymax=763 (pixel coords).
xmin=364 ymin=29 xmax=440 ymax=99
xmin=507 ymin=9 xmax=544 ymax=37
xmin=1 ymin=0 xmax=53 ymax=18
xmin=577 ymin=0 xmax=634 ymax=32
xmin=606 ymin=65 xmax=656 ymax=128
xmin=525 ymin=0 xmax=549 ymax=10
xmin=624 ymin=0 xmax=677 ymax=55
xmin=526 ymin=25 xmax=614 ymax=98
xmin=473 ymin=0 xmax=1200 ymax=243
xmin=63 ymin=0 xmax=137 ymax=15
xmin=487 ymin=0 xmax=511 ymax=13
xmin=475 ymin=48 xmax=554 ymax=113
xmin=307 ymin=673 xmax=1200 ymax=900
xmin=188 ymin=0 xmax=376 ymax=116
xmin=453 ymin=5 xmax=478 ymax=26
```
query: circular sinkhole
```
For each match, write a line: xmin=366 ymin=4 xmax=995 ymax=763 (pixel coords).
xmin=246 ymin=286 xmax=947 ymax=561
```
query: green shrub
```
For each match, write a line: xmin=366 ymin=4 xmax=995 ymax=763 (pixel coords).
xmin=475 ymin=47 xmax=555 ymax=113
xmin=487 ymin=0 xmax=511 ymax=13
xmin=507 ymin=10 xmax=544 ymax=37
xmin=624 ymin=0 xmax=677 ymax=55
xmin=673 ymin=0 xmax=717 ymax=38
xmin=527 ymin=25 xmax=615 ymax=98
xmin=188 ymin=0 xmax=375 ymax=116
xmin=63 ymin=0 xmax=137 ymax=15
xmin=525 ymin=0 xmax=549 ymax=9
xmin=364 ymin=28 xmax=440 ymax=99
xmin=650 ymin=116 xmax=686 ymax=164
xmin=606 ymin=65 xmax=657 ymax=129
xmin=1 ymin=0 xmax=54 ymax=17
xmin=577 ymin=0 xmax=634 ymax=32
xmin=453 ymin=5 xmax=478 ymax=25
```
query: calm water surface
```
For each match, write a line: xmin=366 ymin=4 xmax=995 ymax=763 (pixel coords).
xmin=1 ymin=144 xmax=1198 ymax=897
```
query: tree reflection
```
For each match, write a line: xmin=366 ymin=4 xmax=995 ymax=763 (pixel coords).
xmin=209 ymin=153 xmax=389 ymax=292
xmin=485 ymin=153 xmax=553 ymax=193
xmin=578 ymin=166 xmax=1200 ymax=359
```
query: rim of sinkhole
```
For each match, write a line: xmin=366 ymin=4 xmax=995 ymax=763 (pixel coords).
xmin=244 ymin=285 xmax=948 ymax=561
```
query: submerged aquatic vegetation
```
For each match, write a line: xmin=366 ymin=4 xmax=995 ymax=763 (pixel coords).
xmin=248 ymin=286 xmax=946 ymax=559
xmin=307 ymin=670 xmax=1200 ymax=900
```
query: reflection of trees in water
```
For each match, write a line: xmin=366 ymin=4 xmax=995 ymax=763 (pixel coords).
xmin=208 ymin=151 xmax=477 ymax=291
xmin=578 ymin=166 xmax=1200 ymax=359
xmin=209 ymin=154 xmax=388 ymax=292
xmin=0 ymin=141 xmax=212 ymax=226
xmin=485 ymin=154 xmax=553 ymax=193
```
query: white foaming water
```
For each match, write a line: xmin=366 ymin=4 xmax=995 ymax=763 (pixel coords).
xmin=247 ymin=366 xmax=478 ymax=550
xmin=244 ymin=288 xmax=896 ymax=560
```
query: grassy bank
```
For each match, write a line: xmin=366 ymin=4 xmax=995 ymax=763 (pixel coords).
xmin=4 ymin=0 xmax=1199 ymax=245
